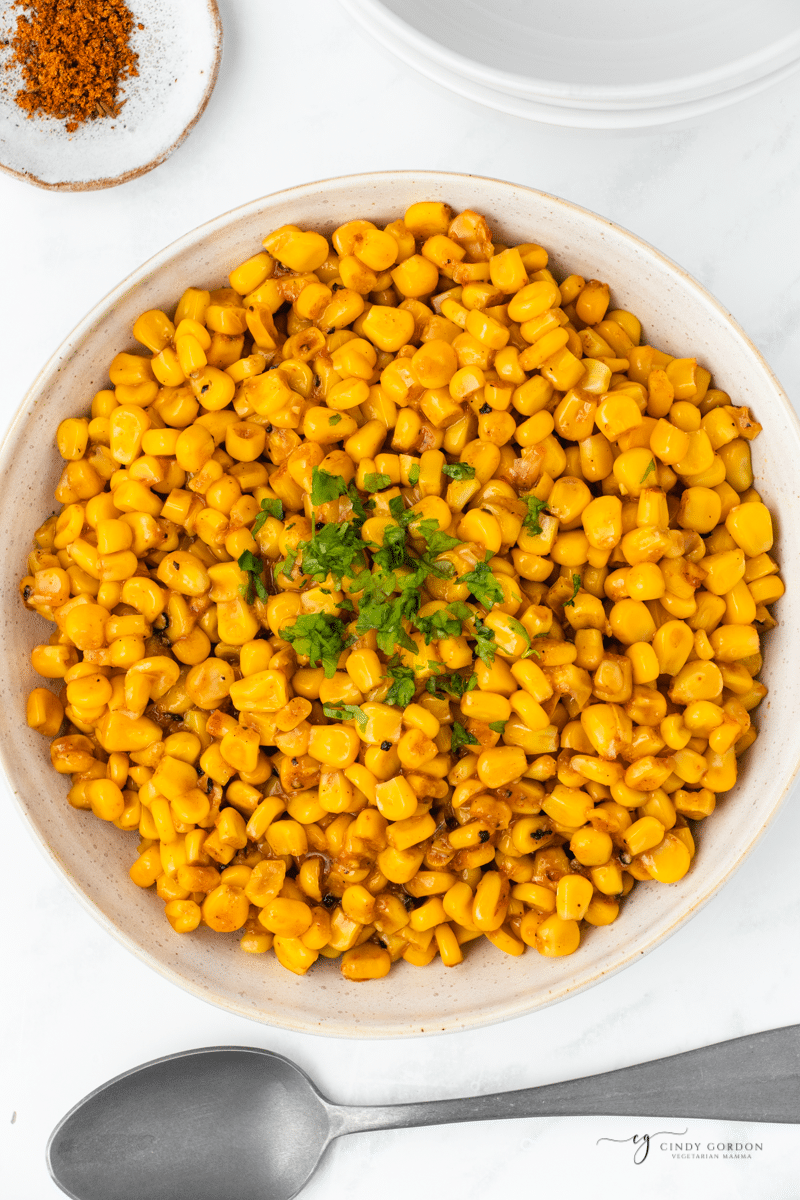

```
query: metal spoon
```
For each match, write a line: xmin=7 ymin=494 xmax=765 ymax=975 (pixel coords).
xmin=48 ymin=1023 xmax=800 ymax=1200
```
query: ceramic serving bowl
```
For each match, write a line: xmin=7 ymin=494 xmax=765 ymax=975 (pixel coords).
xmin=3 ymin=171 xmax=799 ymax=1037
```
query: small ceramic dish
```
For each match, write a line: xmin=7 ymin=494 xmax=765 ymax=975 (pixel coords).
xmin=0 ymin=0 xmax=222 ymax=190
xmin=3 ymin=172 xmax=799 ymax=1037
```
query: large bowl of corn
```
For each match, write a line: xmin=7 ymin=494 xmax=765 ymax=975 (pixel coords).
xmin=4 ymin=171 xmax=799 ymax=1036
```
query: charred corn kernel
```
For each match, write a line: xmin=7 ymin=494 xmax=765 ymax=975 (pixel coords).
xmin=556 ymin=874 xmax=593 ymax=920
xmin=640 ymin=831 xmax=691 ymax=882
xmin=375 ymin=775 xmax=417 ymax=821
xmin=27 ymin=688 xmax=64 ymax=736
xmin=748 ymin=575 xmax=784 ymax=604
xmin=403 ymin=703 xmax=440 ymax=740
xmin=431 ymin=923 xmax=461 ymax=966
xmin=129 ymin=844 xmax=163 ymax=887
xmin=570 ymin=827 xmax=613 ymax=866
xmin=57 ymin=418 xmax=90 ymax=461
xmin=535 ymin=914 xmax=580 ymax=957
xmin=624 ymin=816 xmax=665 ymax=855
xmin=609 ymin=600 xmax=656 ymax=645
xmin=341 ymin=943 xmax=391 ymax=980
xmin=542 ymin=784 xmax=593 ymax=828
xmin=708 ymin=624 xmax=759 ymax=662
xmin=726 ymin=503 xmax=773 ymax=556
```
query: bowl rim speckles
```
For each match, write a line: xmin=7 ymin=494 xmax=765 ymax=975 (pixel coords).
xmin=0 ymin=0 xmax=222 ymax=191
xmin=3 ymin=171 xmax=800 ymax=1037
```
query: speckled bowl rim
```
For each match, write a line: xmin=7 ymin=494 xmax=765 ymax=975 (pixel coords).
xmin=4 ymin=171 xmax=800 ymax=1038
xmin=0 ymin=0 xmax=222 ymax=192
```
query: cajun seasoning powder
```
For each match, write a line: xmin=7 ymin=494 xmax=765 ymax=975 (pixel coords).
xmin=6 ymin=0 xmax=140 ymax=132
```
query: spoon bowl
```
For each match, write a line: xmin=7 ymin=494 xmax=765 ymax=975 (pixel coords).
xmin=48 ymin=1049 xmax=332 ymax=1200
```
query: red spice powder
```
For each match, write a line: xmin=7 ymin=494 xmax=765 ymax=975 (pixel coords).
xmin=6 ymin=0 xmax=140 ymax=132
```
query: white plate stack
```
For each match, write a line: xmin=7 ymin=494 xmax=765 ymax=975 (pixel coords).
xmin=340 ymin=0 xmax=800 ymax=127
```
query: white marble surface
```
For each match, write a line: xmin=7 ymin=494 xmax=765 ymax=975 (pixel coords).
xmin=2 ymin=2 xmax=800 ymax=1196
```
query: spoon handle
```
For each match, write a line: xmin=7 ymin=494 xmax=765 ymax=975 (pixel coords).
xmin=334 ymin=1024 xmax=800 ymax=1137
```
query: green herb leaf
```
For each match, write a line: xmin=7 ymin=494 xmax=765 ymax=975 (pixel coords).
xmin=426 ymin=671 xmax=477 ymax=699
xmin=363 ymin=472 xmax=392 ymax=493
xmin=329 ymin=414 xmax=342 ymax=426
xmin=297 ymin=521 xmax=366 ymax=584
xmin=352 ymin=572 xmax=419 ymax=656
xmin=521 ymin=494 xmax=548 ymax=536
xmin=237 ymin=549 xmax=261 ymax=575
xmin=311 ymin=466 xmax=348 ymax=506
xmin=563 ymin=573 xmax=581 ymax=608
xmin=413 ymin=518 xmax=460 ymax=556
xmin=447 ymin=601 xmax=473 ymax=622
xmin=346 ymin=482 xmax=369 ymax=521
xmin=640 ymin=458 xmax=656 ymax=483
xmin=237 ymin=549 xmax=268 ymax=603
xmin=274 ymin=549 xmax=297 ymax=581
xmin=451 ymin=722 xmax=480 ymax=753
xmin=386 ymin=662 xmax=416 ymax=707
xmin=488 ymin=720 xmax=507 ymax=734
xmin=442 ymin=462 xmax=476 ymax=480
xmin=252 ymin=497 xmax=283 ymax=535
xmin=458 ymin=556 xmax=504 ymax=610
xmin=472 ymin=617 xmax=497 ymax=666
xmin=408 ymin=463 xmax=420 ymax=487
xmin=414 ymin=607 xmax=463 ymax=645
xmin=283 ymin=613 xmax=349 ymax=678
xmin=323 ymin=702 xmax=367 ymax=728
xmin=388 ymin=494 xmax=409 ymax=523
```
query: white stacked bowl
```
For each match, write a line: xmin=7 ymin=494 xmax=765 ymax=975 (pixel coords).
xmin=340 ymin=0 xmax=800 ymax=127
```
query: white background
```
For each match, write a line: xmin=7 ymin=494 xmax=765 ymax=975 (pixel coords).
xmin=2 ymin=2 xmax=800 ymax=1197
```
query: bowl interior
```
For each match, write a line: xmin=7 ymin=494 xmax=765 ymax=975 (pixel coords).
xmin=3 ymin=171 xmax=799 ymax=1036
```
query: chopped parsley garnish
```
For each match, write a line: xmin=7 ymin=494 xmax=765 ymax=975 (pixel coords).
xmin=329 ymin=414 xmax=342 ymax=425
xmin=388 ymin=495 xmax=408 ymax=523
xmin=451 ymin=722 xmax=479 ymax=753
xmin=369 ymin=502 xmax=456 ymax=581
xmin=472 ymin=617 xmax=497 ymax=666
xmin=426 ymin=671 xmax=477 ymax=699
xmin=363 ymin=472 xmax=392 ymax=493
xmin=442 ymin=462 xmax=476 ymax=480
xmin=414 ymin=607 xmax=464 ymax=645
xmin=386 ymin=662 xmax=416 ymax=707
xmin=323 ymin=703 xmax=367 ymax=728
xmin=521 ymin=494 xmax=548 ymax=536
xmin=309 ymin=466 xmax=367 ymax=521
xmin=237 ymin=549 xmax=268 ymax=603
xmin=252 ymin=497 xmax=283 ymax=535
xmin=640 ymin=458 xmax=656 ymax=483
xmin=352 ymin=570 xmax=419 ymax=655
xmin=310 ymin=466 xmax=348 ymax=506
xmin=345 ymin=482 xmax=369 ymax=521
xmin=297 ymin=521 xmax=366 ymax=584
xmin=408 ymin=463 xmax=420 ymax=486
xmin=412 ymin=518 xmax=460 ymax=556
xmin=372 ymin=522 xmax=408 ymax=572
xmin=563 ymin=574 xmax=581 ymax=608
xmin=274 ymin=549 xmax=298 ymax=581
xmin=488 ymin=720 xmax=507 ymax=734
xmin=458 ymin=556 xmax=504 ymax=610
xmin=283 ymin=613 xmax=349 ymax=678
